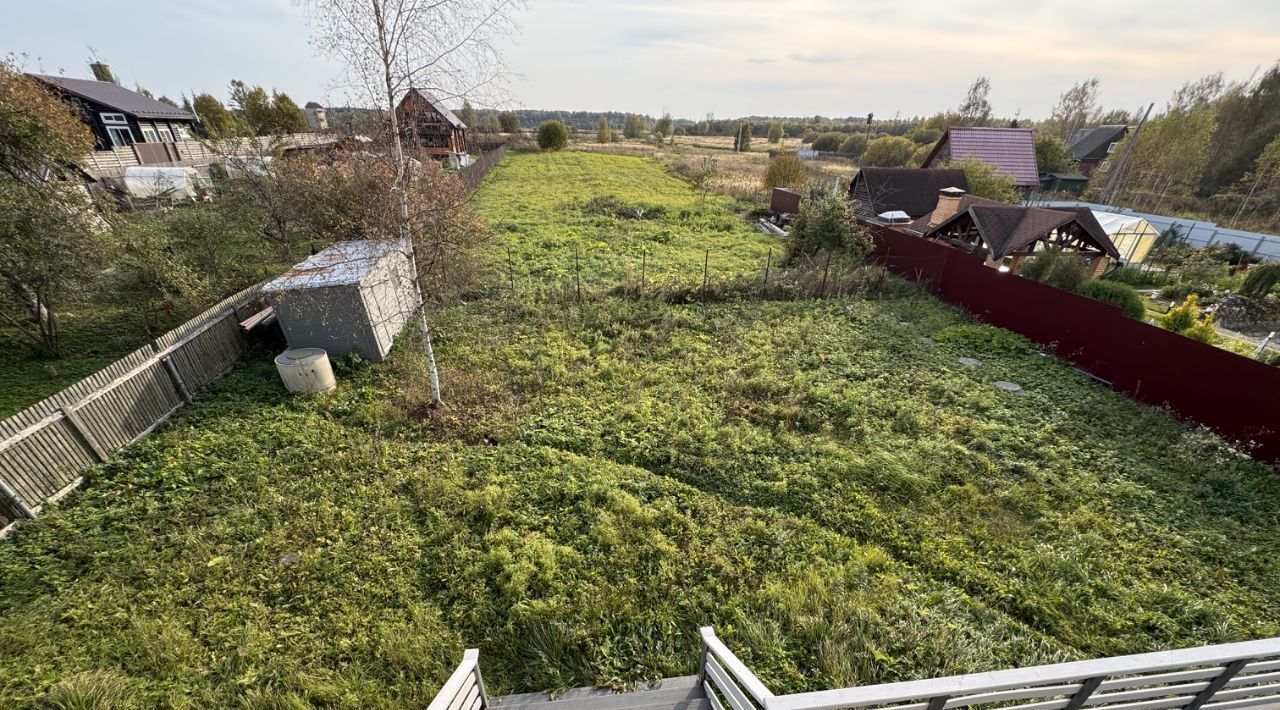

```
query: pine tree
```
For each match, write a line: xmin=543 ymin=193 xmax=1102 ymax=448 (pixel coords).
xmin=270 ymin=91 xmax=310 ymax=134
xmin=192 ymin=93 xmax=237 ymax=137
xmin=458 ymin=100 xmax=476 ymax=128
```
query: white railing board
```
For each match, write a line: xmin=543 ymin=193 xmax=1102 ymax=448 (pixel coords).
xmin=707 ymin=656 xmax=759 ymax=710
xmin=767 ymin=639 xmax=1280 ymax=710
xmin=999 ymin=698 xmax=1072 ymax=710
xmin=701 ymin=627 xmax=774 ymax=704
xmin=1089 ymin=695 xmax=1201 ymax=710
xmin=944 ymin=683 xmax=1081 ymax=708
xmin=1230 ymin=672 xmax=1280 ymax=688
xmin=1209 ymin=683 xmax=1280 ymax=703
xmin=427 ymin=657 xmax=479 ymax=710
xmin=1097 ymin=667 xmax=1225 ymax=691
xmin=1084 ymin=680 xmax=1210 ymax=705
xmin=705 ymin=681 xmax=726 ymax=710
xmin=1202 ymin=696 xmax=1280 ymax=710
xmin=1242 ymin=661 xmax=1280 ymax=675
xmin=446 ymin=680 xmax=478 ymax=710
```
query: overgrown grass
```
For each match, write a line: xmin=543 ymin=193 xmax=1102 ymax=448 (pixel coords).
xmin=473 ymin=151 xmax=779 ymax=290
xmin=2 ymin=152 xmax=1278 ymax=707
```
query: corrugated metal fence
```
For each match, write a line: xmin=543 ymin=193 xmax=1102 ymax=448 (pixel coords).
xmin=0 ymin=283 xmax=265 ymax=528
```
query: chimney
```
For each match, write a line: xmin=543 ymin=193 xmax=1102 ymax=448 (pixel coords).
xmin=928 ymin=186 xmax=966 ymax=228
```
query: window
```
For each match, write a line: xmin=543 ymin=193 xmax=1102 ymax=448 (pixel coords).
xmin=1107 ymin=141 xmax=1119 ymax=154
xmin=100 ymin=112 xmax=128 ymax=125
xmin=106 ymin=125 xmax=134 ymax=147
xmin=140 ymin=123 xmax=162 ymax=143
xmin=173 ymin=124 xmax=192 ymax=140
xmin=156 ymin=124 xmax=175 ymax=142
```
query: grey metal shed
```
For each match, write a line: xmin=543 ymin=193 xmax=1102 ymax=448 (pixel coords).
xmin=263 ymin=240 xmax=421 ymax=362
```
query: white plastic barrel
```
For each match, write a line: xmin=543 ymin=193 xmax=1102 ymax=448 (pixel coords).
xmin=274 ymin=348 xmax=337 ymax=394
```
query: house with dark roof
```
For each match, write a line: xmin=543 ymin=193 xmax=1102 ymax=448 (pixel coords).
xmin=395 ymin=88 xmax=469 ymax=167
xmin=31 ymin=74 xmax=198 ymax=164
xmin=1067 ymin=125 xmax=1128 ymax=176
xmin=921 ymin=127 xmax=1040 ymax=188
xmin=848 ymin=167 xmax=969 ymax=223
xmin=905 ymin=187 xmax=1120 ymax=276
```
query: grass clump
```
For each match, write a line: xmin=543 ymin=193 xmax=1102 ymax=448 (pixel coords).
xmin=1077 ymin=280 xmax=1147 ymax=319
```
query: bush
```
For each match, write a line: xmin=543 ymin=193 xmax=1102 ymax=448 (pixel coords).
xmin=801 ymin=128 xmax=818 ymax=144
xmin=860 ymin=136 xmax=917 ymax=167
xmin=908 ymin=127 xmax=942 ymax=145
xmin=536 ymin=120 xmax=568 ymax=151
xmin=763 ymin=155 xmax=807 ymax=191
xmin=810 ymin=132 xmax=845 ymax=152
xmin=1103 ymin=266 xmax=1167 ymax=289
xmin=1240 ymin=263 xmax=1280 ymax=299
xmin=786 ymin=192 xmax=870 ymax=260
xmin=1020 ymin=249 xmax=1086 ymax=292
xmin=934 ymin=324 xmax=1035 ymax=354
xmin=1077 ymin=279 xmax=1146 ymax=319
xmin=1158 ymin=282 xmax=1212 ymax=302
xmin=1160 ymin=294 xmax=1201 ymax=333
xmin=838 ymin=133 xmax=867 ymax=155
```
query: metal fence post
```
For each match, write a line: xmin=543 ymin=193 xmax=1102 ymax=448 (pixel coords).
xmin=0 ymin=478 xmax=36 ymax=519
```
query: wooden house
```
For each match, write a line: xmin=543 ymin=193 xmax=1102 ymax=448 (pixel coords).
xmin=921 ymin=127 xmax=1040 ymax=189
xmin=848 ymin=167 xmax=969 ymax=222
xmin=1068 ymin=125 xmax=1128 ymax=176
xmin=30 ymin=74 xmax=198 ymax=165
xmin=395 ymin=88 xmax=469 ymax=167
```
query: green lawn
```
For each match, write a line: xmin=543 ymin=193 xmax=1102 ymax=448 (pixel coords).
xmin=1 ymin=152 xmax=1278 ymax=708
xmin=473 ymin=151 xmax=778 ymax=289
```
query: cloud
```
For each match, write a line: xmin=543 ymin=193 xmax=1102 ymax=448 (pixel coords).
xmin=788 ymin=52 xmax=845 ymax=64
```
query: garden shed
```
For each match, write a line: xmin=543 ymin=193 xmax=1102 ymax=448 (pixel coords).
xmin=263 ymin=240 xmax=421 ymax=362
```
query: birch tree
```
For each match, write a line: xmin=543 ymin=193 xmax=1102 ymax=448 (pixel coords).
xmin=296 ymin=0 xmax=523 ymax=405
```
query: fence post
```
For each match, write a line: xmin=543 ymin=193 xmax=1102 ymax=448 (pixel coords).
xmin=574 ymin=244 xmax=581 ymax=302
xmin=161 ymin=356 xmax=194 ymax=404
xmin=701 ymin=250 xmax=709 ymax=301
xmin=0 ymin=478 xmax=36 ymax=519
xmin=508 ymin=247 xmax=516 ymax=295
xmin=60 ymin=407 xmax=108 ymax=463
xmin=762 ymin=248 xmax=772 ymax=297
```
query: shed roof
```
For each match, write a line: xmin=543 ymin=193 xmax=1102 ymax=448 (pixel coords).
xmin=924 ymin=127 xmax=1040 ymax=187
xmin=849 ymin=167 xmax=970 ymax=218
xmin=264 ymin=240 xmax=410 ymax=292
xmin=926 ymin=203 xmax=1120 ymax=259
xmin=30 ymin=74 xmax=196 ymax=121
xmin=1068 ymin=125 xmax=1127 ymax=162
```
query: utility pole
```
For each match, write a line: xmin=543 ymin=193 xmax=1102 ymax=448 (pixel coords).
xmin=1101 ymin=102 xmax=1153 ymax=206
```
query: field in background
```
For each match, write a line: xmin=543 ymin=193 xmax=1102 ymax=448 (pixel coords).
xmin=1 ymin=151 xmax=1277 ymax=707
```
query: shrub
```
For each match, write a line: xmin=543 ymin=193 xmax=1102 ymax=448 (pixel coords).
xmin=1077 ymin=279 xmax=1146 ymax=319
xmin=810 ymin=132 xmax=845 ymax=152
xmin=1185 ymin=314 xmax=1218 ymax=344
xmin=767 ymin=122 xmax=784 ymax=144
xmin=838 ymin=133 xmax=867 ymax=155
xmin=801 ymin=128 xmax=818 ymax=144
xmin=1158 ymin=282 xmax=1212 ymax=302
xmin=908 ymin=127 xmax=942 ymax=145
xmin=1020 ymin=249 xmax=1085 ymax=292
xmin=786 ymin=192 xmax=870 ymax=260
xmin=1160 ymin=294 xmax=1201 ymax=333
xmin=934 ymin=324 xmax=1035 ymax=354
xmin=860 ymin=136 xmax=916 ymax=167
xmin=536 ymin=120 xmax=568 ymax=151
xmin=1103 ymin=266 xmax=1167 ymax=289
xmin=763 ymin=155 xmax=807 ymax=191
xmin=1241 ymin=263 xmax=1280 ymax=299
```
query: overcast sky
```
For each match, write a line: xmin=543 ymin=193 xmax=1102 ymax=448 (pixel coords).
xmin=5 ymin=0 xmax=1278 ymax=120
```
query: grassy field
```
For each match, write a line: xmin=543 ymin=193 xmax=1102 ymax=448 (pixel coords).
xmin=1 ymin=151 xmax=1278 ymax=708
xmin=473 ymin=150 xmax=779 ymax=289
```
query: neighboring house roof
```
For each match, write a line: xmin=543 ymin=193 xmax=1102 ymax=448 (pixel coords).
xmin=30 ymin=74 xmax=196 ymax=121
xmin=398 ymin=88 xmax=466 ymax=130
xmin=848 ymin=167 xmax=969 ymax=219
xmin=905 ymin=193 xmax=1004 ymax=235
xmin=1068 ymin=125 xmax=1127 ymax=163
xmin=923 ymin=127 xmax=1040 ymax=187
xmin=925 ymin=203 xmax=1120 ymax=259
xmin=263 ymin=239 xmax=409 ymax=291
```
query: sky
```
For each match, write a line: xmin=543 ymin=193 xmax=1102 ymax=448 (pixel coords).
xmin=4 ymin=0 xmax=1279 ymax=120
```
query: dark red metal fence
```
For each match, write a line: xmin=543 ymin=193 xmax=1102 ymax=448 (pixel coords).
xmin=867 ymin=225 xmax=1280 ymax=463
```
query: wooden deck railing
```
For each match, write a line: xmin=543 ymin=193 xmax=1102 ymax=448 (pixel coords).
xmin=427 ymin=649 xmax=488 ymax=710
xmin=696 ymin=629 xmax=1280 ymax=710
xmin=426 ymin=632 xmax=1280 ymax=710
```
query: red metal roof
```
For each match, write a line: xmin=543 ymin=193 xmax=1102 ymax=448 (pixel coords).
xmin=925 ymin=127 xmax=1040 ymax=187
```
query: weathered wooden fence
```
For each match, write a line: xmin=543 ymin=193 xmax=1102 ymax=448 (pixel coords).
xmin=459 ymin=143 xmax=509 ymax=194
xmin=0 ymin=283 xmax=266 ymax=529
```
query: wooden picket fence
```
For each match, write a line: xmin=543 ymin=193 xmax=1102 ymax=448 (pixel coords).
xmin=0 ymin=282 xmax=267 ymax=532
